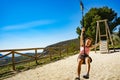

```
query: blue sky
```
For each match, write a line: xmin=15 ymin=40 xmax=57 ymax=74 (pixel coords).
xmin=0 ymin=0 xmax=120 ymax=49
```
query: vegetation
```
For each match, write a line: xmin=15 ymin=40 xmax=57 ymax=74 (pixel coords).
xmin=76 ymin=6 xmax=120 ymax=43
xmin=0 ymin=38 xmax=79 ymax=80
xmin=112 ymin=32 xmax=120 ymax=46
xmin=118 ymin=27 xmax=120 ymax=37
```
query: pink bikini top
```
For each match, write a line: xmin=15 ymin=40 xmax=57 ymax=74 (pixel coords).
xmin=80 ymin=46 xmax=90 ymax=55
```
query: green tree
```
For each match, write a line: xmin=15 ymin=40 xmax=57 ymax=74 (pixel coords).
xmin=76 ymin=6 xmax=120 ymax=42
xmin=76 ymin=26 xmax=81 ymax=39
xmin=118 ymin=27 xmax=120 ymax=37
xmin=112 ymin=34 xmax=120 ymax=45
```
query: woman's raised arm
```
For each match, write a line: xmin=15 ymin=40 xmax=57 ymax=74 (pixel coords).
xmin=80 ymin=28 xmax=85 ymax=46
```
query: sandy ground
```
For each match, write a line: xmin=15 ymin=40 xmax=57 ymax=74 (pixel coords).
xmin=5 ymin=51 xmax=120 ymax=80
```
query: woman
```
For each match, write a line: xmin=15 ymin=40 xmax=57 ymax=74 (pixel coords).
xmin=75 ymin=28 xmax=99 ymax=80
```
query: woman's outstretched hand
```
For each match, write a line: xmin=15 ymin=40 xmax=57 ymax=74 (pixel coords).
xmin=81 ymin=27 xmax=85 ymax=32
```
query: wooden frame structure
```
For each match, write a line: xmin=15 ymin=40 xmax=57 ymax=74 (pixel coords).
xmin=95 ymin=19 xmax=115 ymax=53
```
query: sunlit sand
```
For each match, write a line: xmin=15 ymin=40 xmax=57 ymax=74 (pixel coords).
xmin=5 ymin=51 xmax=120 ymax=80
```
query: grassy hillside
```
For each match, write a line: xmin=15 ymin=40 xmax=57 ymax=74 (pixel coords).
xmin=43 ymin=38 xmax=79 ymax=54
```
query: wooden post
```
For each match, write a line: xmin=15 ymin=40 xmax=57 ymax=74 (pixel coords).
xmin=59 ymin=47 xmax=62 ymax=57
xmin=66 ymin=46 xmax=68 ymax=55
xmin=105 ymin=21 xmax=115 ymax=52
xmin=49 ymin=48 xmax=52 ymax=60
xmin=12 ymin=51 xmax=16 ymax=70
xmin=35 ymin=49 xmax=39 ymax=65
xmin=105 ymin=21 xmax=109 ymax=53
xmin=95 ymin=22 xmax=99 ymax=53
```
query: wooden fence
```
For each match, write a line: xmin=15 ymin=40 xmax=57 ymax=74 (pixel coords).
xmin=0 ymin=46 xmax=79 ymax=71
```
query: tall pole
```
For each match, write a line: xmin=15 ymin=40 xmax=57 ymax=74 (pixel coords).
xmin=80 ymin=0 xmax=86 ymax=54
xmin=80 ymin=1 xmax=85 ymax=38
xmin=80 ymin=0 xmax=84 ymax=28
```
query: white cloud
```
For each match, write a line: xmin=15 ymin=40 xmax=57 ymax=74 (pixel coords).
xmin=2 ymin=20 xmax=55 ymax=30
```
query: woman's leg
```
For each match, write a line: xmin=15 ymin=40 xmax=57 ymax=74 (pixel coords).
xmin=77 ymin=59 xmax=83 ymax=77
xmin=85 ymin=57 xmax=91 ymax=75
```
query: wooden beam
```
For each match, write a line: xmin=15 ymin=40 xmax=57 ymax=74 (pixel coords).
xmin=0 ymin=48 xmax=44 ymax=52
xmin=96 ymin=19 xmax=107 ymax=23
xmin=0 ymin=52 xmax=11 ymax=58
xmin=12 ymin=51 xmax=16 ymax=70
xmin=14 ymin=51 xmax=35 ymax=58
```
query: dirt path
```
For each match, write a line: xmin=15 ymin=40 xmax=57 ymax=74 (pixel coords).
xmin=5 ymin=51 xmax=120 ymax=80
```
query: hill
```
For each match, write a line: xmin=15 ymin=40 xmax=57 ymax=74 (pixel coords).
xmin=46 ymin=38 xmax=79 ymax=47
xmin=0 ymin=53 xmax=36 ymax=65
xmin=43 ymin=38 xmax=79 ymax=54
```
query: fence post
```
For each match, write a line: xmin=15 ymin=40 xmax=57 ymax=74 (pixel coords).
xmin=12 ymin=51 xmax=16 ymax=70
xmin=66 ymin=46 xmax=68 ymax=55
xmin=49 ymin=48 xmax=52 ymax=60
xmin=35 ymin=49 xmax=39 ymax=65
xmin=59 ymin=47 xmax=62 ymax=57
